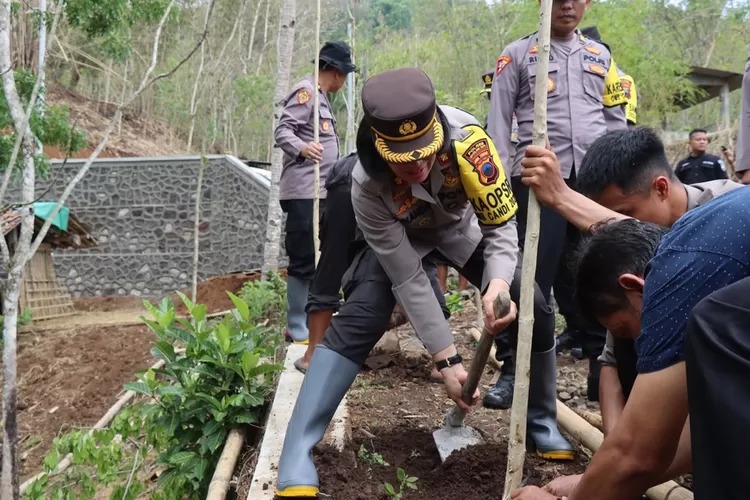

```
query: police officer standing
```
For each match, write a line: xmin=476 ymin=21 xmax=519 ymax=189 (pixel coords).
xmin=486 ymin=0 xmax=628 ymax=409
xmin=674 ymin=128 xmax=728 ymax=184
xmin=276 ymin=67 xmax=574 ymax=498
xmin=274 ymin=41 xmax=355 ymax=343
xmin=581 ymin=25 xmax=638 ymax=127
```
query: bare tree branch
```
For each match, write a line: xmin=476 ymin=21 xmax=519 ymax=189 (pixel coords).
xmin=27 ymin=0 xmax=217 ymax=259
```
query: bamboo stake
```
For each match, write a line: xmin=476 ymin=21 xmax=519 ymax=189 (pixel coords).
xmin=192 ymin=155 xmax=207 ymax=303
xmin=206 ymin=428 xmax=246 ymax=500
xmin=502 ymin=1 xmax=553 ymax=497
xmin=312 ymin=0 xmax=322 ymax=265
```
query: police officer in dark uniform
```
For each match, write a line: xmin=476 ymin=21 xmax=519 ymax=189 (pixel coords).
xmin=674 ymin=128 xmax=729 ymax=184
xmin=274 ymin=41 xmax=355 ymax=343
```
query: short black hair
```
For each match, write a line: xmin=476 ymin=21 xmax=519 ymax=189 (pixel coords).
xmin=574 ymin=219 xmax=667 ymax=323
xmin=576 ymin=127 xmax=676 ymax=198
xmin=689 ymin=128 xmax=708 ymax=139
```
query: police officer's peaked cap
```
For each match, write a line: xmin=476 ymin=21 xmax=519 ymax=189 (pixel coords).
xmin=316 ymin=41 xmax=356 ymax=74
xmin=361 ymin=68 xmax=444 ymax=164
xmin=480 ymin=71 xmax=493 ymax=94
xmin=580 ymin=25 xmax=602 ymax=42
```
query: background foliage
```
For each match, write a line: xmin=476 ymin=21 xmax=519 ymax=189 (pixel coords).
xmin=7 ymin=0 xmax=750 ymax=164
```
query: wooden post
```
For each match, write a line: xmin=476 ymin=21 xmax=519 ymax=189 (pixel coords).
xmin=312 ymin=0 xmax=322 ymax=265
xmin=502 ymin=1 xmax=553 ymax=497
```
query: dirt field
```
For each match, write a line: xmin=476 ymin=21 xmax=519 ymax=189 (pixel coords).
xmin=11 ymin=272 xmax=262 ymax=481
xmin=312 ymin=304 xmax=592 ymax=499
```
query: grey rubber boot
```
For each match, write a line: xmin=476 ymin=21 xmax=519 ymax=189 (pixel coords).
xmin=286 ymin=276 xmax=311 ymax=343
xmin=527 ymin=346 xmax=576 ymax=460
xmin=276 ymin=346 xmax=360 ymax=497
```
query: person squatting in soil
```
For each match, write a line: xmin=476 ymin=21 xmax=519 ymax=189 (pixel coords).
xmin=520 ymin=128 xmax=741 ymax=435
xmin=485 ymin=0 xmax=629 ymax=410
xmin=275 ymin=67 xmax=575 ymax=498
xmin=515 ymin=186 xmax=750 ymax=499
xmin=294 ymin=150 xmax=451 ymax=378
xmin=512 ymin=127 xmax=743 ymax=498
xmin=274 ymin=40 xmax=355 ymax=343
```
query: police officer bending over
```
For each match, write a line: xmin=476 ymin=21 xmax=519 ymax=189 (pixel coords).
xmin=295 ymin=150 xmax=450 ymax=374
xmin=275 ymin=67 xmax=574 ymax=498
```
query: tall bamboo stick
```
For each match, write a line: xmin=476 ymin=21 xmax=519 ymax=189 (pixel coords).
xmin=502 ymin=1 xmax=554 ymax=497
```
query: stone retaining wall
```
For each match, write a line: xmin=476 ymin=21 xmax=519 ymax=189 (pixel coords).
xmin=26 ymin=155 xmax=284 ymax=297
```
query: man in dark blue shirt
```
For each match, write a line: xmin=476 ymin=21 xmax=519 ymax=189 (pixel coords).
xmin=513 ymin=186 xmax=750 ymax=499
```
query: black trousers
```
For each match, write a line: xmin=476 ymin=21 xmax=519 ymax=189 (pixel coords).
xmin=306 ymin=183 xmax=358 ymax=314
xmin=280 ymin=199 xmax=326 ymax=281
xmin=494 ymin=176 xmax=606 ymax=364
xmin=323 ymin=243 xmax=555 ymax=366
xmin=686 ymin=276 xmax=750 ymax=500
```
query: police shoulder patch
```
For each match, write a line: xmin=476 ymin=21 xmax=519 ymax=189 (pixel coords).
xmin=296 ymin=88 xmax=311 ymax=105
xmin=453 ymin=125 xmax=517 ymax=225
xmin=496 ymin=56 xmax=512 ymax=76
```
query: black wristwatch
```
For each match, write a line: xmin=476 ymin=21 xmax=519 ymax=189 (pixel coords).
xmin=435 ymin=354 xmax=463 ymax=371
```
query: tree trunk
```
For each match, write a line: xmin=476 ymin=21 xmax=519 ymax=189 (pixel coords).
xmin=261 ymin=0 xmax=296 ymax=274
xmin=187 ymin=32 xmax=207 ymax=151
xmin=1 ymin=1 xmax=39 ymax=495
xmin=255 ymin=0 xmax=273 ymax=75
xmin=246 ymin=0 xmax=265 ymax=72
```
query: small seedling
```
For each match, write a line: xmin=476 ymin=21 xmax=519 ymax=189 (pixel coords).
xmin=358 ymin=444 xmax=390 ymax=467
xmin=384 ymin=467 xmax=419 ymax=499
xmin=446 ymin=291 xmax=464 ymax=314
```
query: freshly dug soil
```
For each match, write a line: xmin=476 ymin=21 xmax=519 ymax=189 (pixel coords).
xmin=309 ymin=303 xmax=590 ymax=499
xmin=316 ymin=428 xmax=586 ymax=499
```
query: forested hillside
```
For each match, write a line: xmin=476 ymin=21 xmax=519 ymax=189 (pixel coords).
xmin=8 ymin=0 xmax=750 ymax=158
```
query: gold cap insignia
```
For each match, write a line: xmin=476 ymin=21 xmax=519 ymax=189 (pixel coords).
xmin=399 ymin=120 xmax=418 ymax=136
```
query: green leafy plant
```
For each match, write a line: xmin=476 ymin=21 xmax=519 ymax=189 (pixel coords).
xmin=445 ymin=291 xmax=464 ymax=315
xmin=125 ymin=292 xmax=283 ymax=496
xmin=239 ymin=271 xmax=287 ymax=324
xmin=358 ymin=443 xmax=390 ymax=467
xmin=384 ymin=467 xmax=419 ymax=499
xmin=23 ymin=406 xmax=150 ymax=500
xmin=1 ymin=69 xmax=87 ymax=176
xmin=25 ymin=292 xmax=284 ymax=499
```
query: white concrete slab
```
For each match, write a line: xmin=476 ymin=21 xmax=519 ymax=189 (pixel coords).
xmin=247 ymin=344 xmax=349 ymax=500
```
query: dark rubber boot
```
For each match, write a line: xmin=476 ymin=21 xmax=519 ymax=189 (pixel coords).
xmin=483 ymin=355 xmax=515 ymax=409
xmin=276 ymin=346 xmax=359 ymax=497
xmin=527 ymin=346 xmax=576 ymax=461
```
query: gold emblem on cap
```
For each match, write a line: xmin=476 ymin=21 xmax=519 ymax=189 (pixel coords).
xmin=399 ymin=120 xmax=418 ymax=136
xmin=483 ymin=75 xmax=492 ymax=84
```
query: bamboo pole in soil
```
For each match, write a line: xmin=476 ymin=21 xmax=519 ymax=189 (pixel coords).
xmin=312 ymin=0 xmax=322 ymax=266
xmin=502 ymin=1 xmax=553 ymax=497
xmin=465 ymin=327 xmax=693 ymax=500
xmin=206 ymin=428 xmax=246 ymax=500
